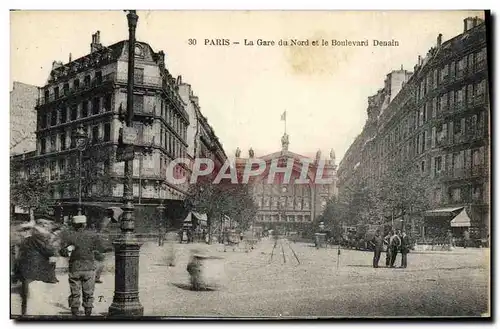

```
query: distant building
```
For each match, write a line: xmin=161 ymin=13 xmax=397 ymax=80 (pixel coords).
xmin=10 ymin=82 xmax=39 ymax=155
xmin=235 ymin=133 xmax=338 ymax=234
xmin=178 ymin=81 xmax=227 ymax=169
xmin=338 ymin=17 xmax=490 ymax=239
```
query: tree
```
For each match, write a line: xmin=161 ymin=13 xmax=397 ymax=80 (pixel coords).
xmin=338 ymin=176 xmax=381 ymax=226
xmin=374 ymin=159 xmax=433 ymax=231
xmin=316 ymin=196 xmax=344 ymax=237
xmin=10 ymin=162 xmax=52 ymax=220
xmin=184 ymin=179 xmax=258 ymax=238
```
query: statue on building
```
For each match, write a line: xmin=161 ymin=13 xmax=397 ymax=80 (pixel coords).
xmin=235 ymin=147 xmax=241 ymax=158
xmin=330 ymin=149 xmax=336 ymax=164
xmin=248 ymin=148 xmax=254 ymax=158
xmin=316 ymin=149 xmax=321 ymax=162
xmin=281 ymin=133 xmax=289 ymax=151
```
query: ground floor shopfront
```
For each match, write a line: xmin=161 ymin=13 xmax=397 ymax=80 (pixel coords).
xmin=422 ymin=204 xmax=489 ymax=245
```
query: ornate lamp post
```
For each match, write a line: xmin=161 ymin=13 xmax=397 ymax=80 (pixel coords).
xmin=108 ymin=9 xmax=144 ymax=317
xmin=73 ymin=124 xmax=88 ymax=216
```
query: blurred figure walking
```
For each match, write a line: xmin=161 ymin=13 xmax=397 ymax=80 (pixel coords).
xmin=13 ymin=218 xmax=61 ymax=316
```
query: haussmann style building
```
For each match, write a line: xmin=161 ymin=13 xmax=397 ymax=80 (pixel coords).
xmin=10 ymin=31 xmax=227 ymax=231
xmin=337 ymin=16 xmax=490 ymax=243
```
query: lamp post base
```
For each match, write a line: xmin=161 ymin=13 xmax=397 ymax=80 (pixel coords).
xmin=107 ymin=235 xmax=144 ymax=317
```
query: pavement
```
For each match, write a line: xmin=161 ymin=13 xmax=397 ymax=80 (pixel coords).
xmin=11 ymin=237 xmax=490 ymax=318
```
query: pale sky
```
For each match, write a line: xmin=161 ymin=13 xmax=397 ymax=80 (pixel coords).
xmin=10 ymin=10 xmax=484 ymax=162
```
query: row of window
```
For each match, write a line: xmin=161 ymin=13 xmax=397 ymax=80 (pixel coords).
xmin=39 ymin=94 xmax=112 ymax=129
xmin=160 ymin=98 xmax=188 ymax=142
xmin=44 ymin=71 xmax=104 ymax=103
xmin=417 ymin=47 xmax=487 ymax=101
xmin=254 ymin=183 xmax=312 ymax=196
xmin=256 ymin=197 xmax=311 ymax=210
xmin=424 ymin=146 xmax=486 ymax=176
xmin=433 ymin=183 xmax=487 ymax=205
xmin=379 ymin=80 xmax=487 ymax=156
xmin=255 ymin=214 xmax=312 ymax=222
xmin=39 ymin=122 xmax=111 ymax=154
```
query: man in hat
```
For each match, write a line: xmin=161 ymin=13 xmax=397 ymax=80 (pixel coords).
xmin=384 ymin=231 xmax=392 ymax=267
xmin=400 ymin=231 xmax=411 ymax=268
xmin=370 ymin=230 xmax=384 ymax=268
xmin=59 ymin=215 xmax=106 ymax=317
xmin=390 ymin=230 xmax=402 ymax=268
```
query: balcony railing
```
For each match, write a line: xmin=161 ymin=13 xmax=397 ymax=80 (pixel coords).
xmin=37 ymin=73 xmax=115 ymax=106
xmin=442 ymin=165 xmax=488 ymax=180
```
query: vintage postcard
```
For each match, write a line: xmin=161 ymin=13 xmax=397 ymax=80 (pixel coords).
xmin=9 ymin=10 xmax=491 ymax=319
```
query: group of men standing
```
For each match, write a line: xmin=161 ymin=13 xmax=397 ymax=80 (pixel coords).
xmin=371 ymin=230 xmax=411 ymax=268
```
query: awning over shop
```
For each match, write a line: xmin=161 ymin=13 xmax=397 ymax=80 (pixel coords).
xmin=192 ymin=212 xmax=208 ymax=225
xmin=183 ymin=212 xmax=208 ymax=227
xmin=424 ymin=207 xmax=464 ymax=217
xmin=450 ymin=209 xmax=472 ymax=227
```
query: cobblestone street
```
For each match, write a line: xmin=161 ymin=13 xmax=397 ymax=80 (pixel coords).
xmin=11 ymin=238 xmax=490 ymax=318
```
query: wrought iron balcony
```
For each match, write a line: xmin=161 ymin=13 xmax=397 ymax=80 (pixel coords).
xmin=37 ymin=73 xmax=115 ymax=106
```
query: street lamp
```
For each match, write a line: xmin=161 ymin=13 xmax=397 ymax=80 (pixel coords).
xmin=73 ymin=124 xmax=88 ymax=216
xmin=108 ymin=9 xmax=144 ymax=317
xmin=157 ymin=200 xmax=166 ymax=246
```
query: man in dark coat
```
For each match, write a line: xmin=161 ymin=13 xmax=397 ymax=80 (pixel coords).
xmin=390 ymin=230 xmax=402 ymax=267
xmin=14 ymin=220 xmax=60 ymax=316
xmin=400 ymin=231 xmax=411 ymax=268
xmin=384 ymin=231 xmax=392 ymax=267
xmin=371 ymin=230 xmax=384 ymax=268
xmin=59 ymin=215 xmax=106 ymax=317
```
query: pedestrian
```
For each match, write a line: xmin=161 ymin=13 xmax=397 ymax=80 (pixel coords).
xmin=463 ymin=229 xmax=470 ymax=248
xmin=384 ymin=231 xmax=392 ymax=267
xmin=400 ymin=231 xmax=411 ymax=268
xmin=14 ymin=218 xmax=61 ymax=316
xmin=390 ymin=230 xmax=402 ymax=268
xmin=371 ymin=230 xmax=384 ymax=268
xmin=158 ymin=226 xmax=166 ymax=246
xmin=59 ymin=215 xmax=106 ymax=317
xmin=94 ymin=215 xmax=113 ymax=284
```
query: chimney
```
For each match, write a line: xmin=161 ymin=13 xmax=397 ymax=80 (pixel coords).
xmin=190 ymin=95 xmax=199 ymax=107
xmin=90 ymin=31 xmax=102 ymax=53
xmin=464 ymin=17 xmax=475 ymax=32
xmin=418 ymin=55 xmax=422 ymax=66
xmin=52 ymin=60 xmax=63 ymax=70
xmin=157 ymin=50 xmax=165 ymax=65
xmin=437 ymin=33 xmax=442 ymax=47
xmin=69 ymin=53 xmax=72 ymax=62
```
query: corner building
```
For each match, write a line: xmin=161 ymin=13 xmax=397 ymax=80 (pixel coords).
xmin=12 ymin=31 xmax=226 ymax=230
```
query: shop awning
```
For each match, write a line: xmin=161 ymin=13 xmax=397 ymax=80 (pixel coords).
xmin=192 ymin=212 xmax=208 ymax=227
xmin=192 ymin=212 xmax=207 ymax=222
xmin=450 ymin=209 xmax=472 ymax=227
xmin=424 ymin=207 xmax=464 ymax=217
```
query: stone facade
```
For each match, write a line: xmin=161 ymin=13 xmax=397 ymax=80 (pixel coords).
xmin=337 ymin=17 xmax=490 ymax=238
xmin=235 ymin=134 xmax=338 ymax=234
xmin=11 ymin=31 xmax=227 ymax=227
xmin=10 ymin=82 xmax=39 ymax=155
